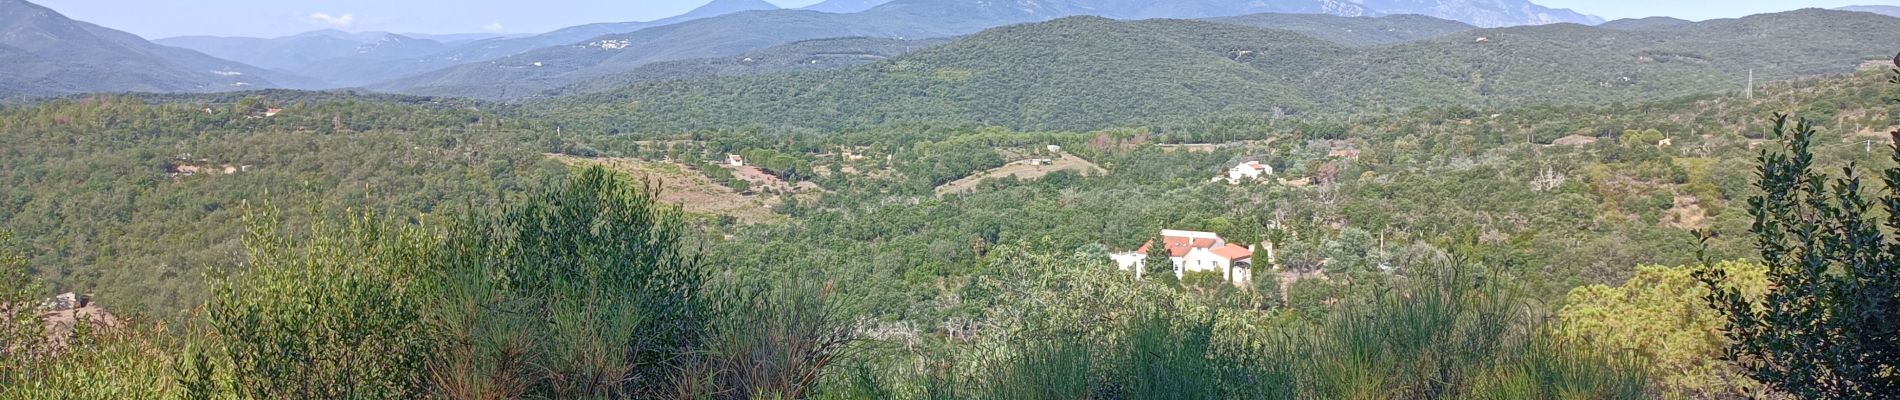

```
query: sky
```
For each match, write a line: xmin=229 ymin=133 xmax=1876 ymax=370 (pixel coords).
xmin=29 ymin=0 xmax=1900 ymax=39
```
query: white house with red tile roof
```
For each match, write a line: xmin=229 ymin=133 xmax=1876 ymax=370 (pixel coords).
xmin=1217 ymin=161 xmax=1274 ymax=184
xmin=1111 ymin=229 xmax=1254 ymax=285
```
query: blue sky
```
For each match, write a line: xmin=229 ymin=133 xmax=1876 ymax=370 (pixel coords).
xmin=30 ymin=0 xmax=1900 ymax=39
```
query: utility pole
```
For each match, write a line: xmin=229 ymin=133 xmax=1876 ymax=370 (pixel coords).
xmin=1746 ymin=69 xmax=1755 ymax=99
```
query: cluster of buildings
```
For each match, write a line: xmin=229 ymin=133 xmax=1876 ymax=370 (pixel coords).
xmin=1111 ymin=229 xmax=1255 ymax=286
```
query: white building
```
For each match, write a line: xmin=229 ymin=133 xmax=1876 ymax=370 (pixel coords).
xmin=1111 ymin=229 xmax=1254 ymax=286
xmin=727 ymin=154 xmax=746 ymax=167
xmin=1229 ymin=161 xmax=1273 ymax=181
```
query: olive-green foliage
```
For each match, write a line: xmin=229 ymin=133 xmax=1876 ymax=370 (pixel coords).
xmin=741 ymin=148 xmax=816 ymax=181
xmin=0 ymin=93 xmax=562 ymax=316
xmin=0 ymin=231 xmax=181 ymax=399
xmin=858 ymin=265 xmax=1650 ymax=399
xmin=1700 ymin=78 xmax=1900 ymax=397
xmin=4 ymin=322 xmax=183 ymax=399
xmin=424 ymin=167 xmax=708 ymax=398
xmin=0 ymin=232 xmax=42 ymax=376
xmin=1558 ymin=262 xmax=1769 ymax=398
xmin=177 ymin=167 xmax=852 ymax=399
xmin=197 ymin=206 xmax=434 ymax=399
xmin=1143 ymin=235 xmax=1174 ymax=281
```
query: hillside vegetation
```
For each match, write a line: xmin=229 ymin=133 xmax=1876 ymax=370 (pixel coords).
xmin=553 ymin=9 xmax=1899 ymax=132
xmin=4 ymin=2 xmax=1899 ymax=398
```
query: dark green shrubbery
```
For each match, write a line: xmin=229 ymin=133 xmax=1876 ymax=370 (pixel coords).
xmin=182 ymin=167 xmax=855 ymax=399
xmin=1697 ymin=59 xmax=1900 ymax=399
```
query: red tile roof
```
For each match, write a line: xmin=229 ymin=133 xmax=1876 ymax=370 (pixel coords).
xmin=1211 ymin=244 xmax=1252 ymax=260
xmin=1136 ymin=234 xmax=1223 ymax=257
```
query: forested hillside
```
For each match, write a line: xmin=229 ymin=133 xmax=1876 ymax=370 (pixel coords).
xmin=552 ymin=9 xmax=1899 ymax=132
xmin=5 ymin=1 xmax=1899 ymax=398
xmin=372 ymin=0 xmax=1598 ymax=98
xmin=0 ymin=93 xmax=565 ymax=315
xmin=7 ymin=66 xmax=1896 ymax=398
xmin=1204 ymin=13 xmax=1475 ymax=46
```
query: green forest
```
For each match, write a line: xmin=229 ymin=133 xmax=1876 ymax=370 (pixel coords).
xmin=4 ymin=9 xmax=1900 ymax=400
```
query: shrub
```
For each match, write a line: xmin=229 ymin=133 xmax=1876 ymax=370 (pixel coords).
xmin=1699 ymin=107 xmax=1900 ymax=397
xmin=197 ymin=208 xmax=434 ymax=399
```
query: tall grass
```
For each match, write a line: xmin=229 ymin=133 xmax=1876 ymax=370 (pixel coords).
xmin=858 ymin=267 xmax=1652 ymax=399
xmin=170 ymin=167 xmax=856 ymax=399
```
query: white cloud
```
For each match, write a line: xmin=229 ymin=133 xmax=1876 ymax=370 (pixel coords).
xmin=483 ymin=22 xmax=505 ymax=33
xmin=307 ymin=12 xmax=356 ymax=29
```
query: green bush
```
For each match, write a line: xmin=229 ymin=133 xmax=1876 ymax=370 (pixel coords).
xmin=197 ymin=207 xmax=434 ymax=399
xmin=856 ymin=266 xmax=1651 ymax=399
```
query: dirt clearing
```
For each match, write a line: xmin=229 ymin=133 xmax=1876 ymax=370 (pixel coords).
xmin=549 ymin=154 xmax=786 ymax=223
xmin=935 ymin=154 xmax=1106 ymax=196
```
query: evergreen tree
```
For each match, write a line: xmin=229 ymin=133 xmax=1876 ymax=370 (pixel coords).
xmin=1143 ymin=235 xmax=1175 ymax=282
xmin=1698 ymin=60 xmax=1900 ymax=398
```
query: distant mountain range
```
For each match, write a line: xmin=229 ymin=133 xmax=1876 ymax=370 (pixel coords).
xmin=370 ymin=0 xmax=1596 ymax=97
xmin=157 ymin=30 xmax=444 ymax=72
xmin=548 ymin=9 xmax=1900 ymax=132
xmin=802 ymin=0 xmax=895 ymax=13
xmin=1354 ymin=0 xmax=1601 ymax=27
xmin=15 ymin=0 xmax=1895 ymax=107
xmin=148 ymin=0 xmax=1600 ymax=93
xmin=1836 ymin=5 xmax=1900 ymax=17
xmin=151 ymin=0 xmax=782 ymax=88
xmin=0 ymin=0 xmax=304 ymax=99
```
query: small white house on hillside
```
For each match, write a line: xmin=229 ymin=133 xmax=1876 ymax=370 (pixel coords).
xmin=1216 ymin=161 xmax=1273 ymax=184
xmin=727 ymin=154 xmax=746 ymax=167
xmin=1111 ymin=229 xmax=1254 ymax=286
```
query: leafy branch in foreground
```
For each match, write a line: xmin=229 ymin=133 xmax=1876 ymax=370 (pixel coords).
xmin=1698 ymin=58 xmax=1900 ymax=398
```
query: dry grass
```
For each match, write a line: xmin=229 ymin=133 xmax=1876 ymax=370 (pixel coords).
xmin=934 ymin=154 xmax=1106 ymax=196
xmin=1661 ymin=194 xmax=1707 ymax=230
xmin=548 ymin=154 xmax=787 ymax=223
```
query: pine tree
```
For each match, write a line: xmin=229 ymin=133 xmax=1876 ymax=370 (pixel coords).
xmin=1143 ymin=236 xmax=1175 ymax=282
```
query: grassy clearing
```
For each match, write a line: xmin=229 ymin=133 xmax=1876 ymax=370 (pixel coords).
xmin=548 ymin=154 xmax=786 ymax=223
xmin=934 ymin=154 xmax=1107 ymax=196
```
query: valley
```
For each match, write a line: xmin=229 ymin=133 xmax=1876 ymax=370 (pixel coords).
xmin=2 ymin=0 xmax=1899 ymax=398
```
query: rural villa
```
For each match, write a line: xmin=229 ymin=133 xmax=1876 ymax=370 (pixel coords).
xmin=1111 ymin=229 xmax=1254 ymax=285
xmin=1216 ymin=161 xmax=1273 ymax=184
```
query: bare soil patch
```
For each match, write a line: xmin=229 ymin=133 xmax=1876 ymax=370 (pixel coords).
xmin=549 ymin=154 xmax=786 ymax=223
xmin=934 ymin=154 xmax=1106 ymax=196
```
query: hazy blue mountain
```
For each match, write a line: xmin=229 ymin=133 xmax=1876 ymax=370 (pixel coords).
xmin=1836 ymin=5 xmax=1900 ymax=17
xmin=397 ymin=36 xmax=949 ymax=100
xmin=802 ymin=0 xmax=894 ymax=13
xmin=145 ymin=0 xmax=779 ymax=89
xmin=348 ymin=0 xmax=782 ymax=86
xmin=369 ymin=0 xmax=1366 ymax=95
xmin=399 ymin=32 xmax=528 ymax=45
xmin=157 ymin=30 xmax=448 ymax=72
xmin=0 ymin=0 xmax=300 ymax=99
xmin=512 ymin=0 xmax=782 ymax=53
xmin=374 ymin=0 xmax=1606 ymax=96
